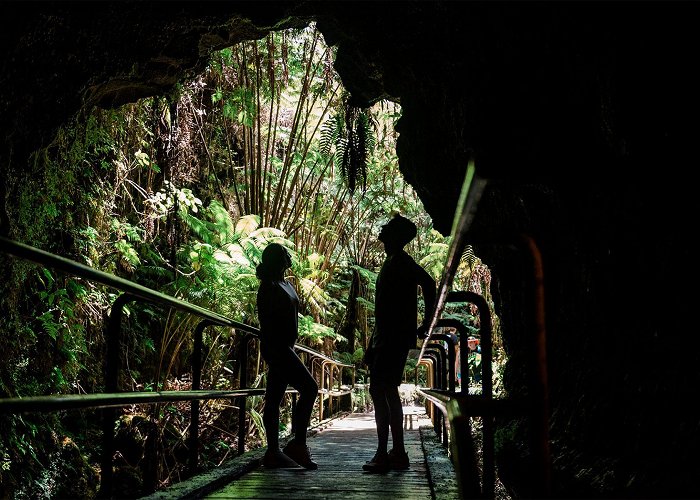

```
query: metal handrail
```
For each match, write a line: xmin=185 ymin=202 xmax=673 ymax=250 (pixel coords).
xmin=295 ymin=343 xmax=355 ymax=369
xmin=417 ymin=289 xmax=497 ymax=496
xmin=411 ymin=159 xmax=551 ymax=498
xmin=0 ymin=235 xmax=255 ymax=333
xmin=417 ymin=158 xmax=487 ymax=361
xmin=0 ymin=235 xmax=355 ymax=497
xmin=0 ymin=389 xmax=269 ymax=412
xmin=293 ymin=344 xmax=356 ymax=421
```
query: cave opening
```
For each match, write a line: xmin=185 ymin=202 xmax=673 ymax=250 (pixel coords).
xmin=0 ymin=14 xmax=507 ymax=497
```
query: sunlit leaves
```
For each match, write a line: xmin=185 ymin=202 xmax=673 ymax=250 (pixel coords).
xmin=419 ymin=241 xmax=450 ymax=280
xmin=235 ymin=214 xmax=261 ymax=237
xmin=115 ymin=239 xmax=141 ymax=268
xmin=134 ymin=149 xmax=160 ymax=172
xmin=298 ymin=314 xmax=346 ymax=345
xmin=145 ymin=180 xmax=202 ymax=218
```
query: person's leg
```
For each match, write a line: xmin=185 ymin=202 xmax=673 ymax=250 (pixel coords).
xmin=262 ymin=360 xmax=301 ymax=468
xmin=369 ymin=382 xmax=390 ymax=454
xmin=263 ymin=362 xmax=287 ymax=451
xmin=283 ymin=349 xmax=318 ymax=445
xmin=364 ymin=348 xmax=409 ymax=472
xmin=386 ymin=385 xmax=405 ymax=453
xmin=383 ymin=350 xmax=410 ymax=470
xmin=362 ymin=381 xmax=391 ymax=472
xmin=277 ymin=347 xmax=319 ymax=469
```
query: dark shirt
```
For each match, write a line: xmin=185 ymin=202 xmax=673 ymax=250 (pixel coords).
xmin=373 ymin=250 xmax=436 ymax=351
xmin=257 ymin=279 xmax=300 ymax=355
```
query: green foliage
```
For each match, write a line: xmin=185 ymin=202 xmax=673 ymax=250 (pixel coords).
xmin=320 ymin=99 xmax=377 ymax=193
xmin=134 ymin=149 xmax=160 ymax=173
xmin=33 ymin=270 xmax=89 ymax=393
xmin=0 ymin=21 xmax=508 ymax=497
xmin=298 ymin=315 xmax=346 ymax=345
xmin=146 ymin=180 xmax=203 ymax=219
xmin=419 ymin=239 xmax=450 ymax=279
xmin=173 ymin=201 xmax=278 ymax=321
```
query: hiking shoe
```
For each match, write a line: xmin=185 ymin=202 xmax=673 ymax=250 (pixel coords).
xmin=362 ymin=451 xmax=389 ymax=473
xmin=388 ymin=448 xmax=410 ymax=470
xmin=283 ymin=439 xmax=318 ymax=470
xmin=262 ymin=449 xmax=303 ymax=469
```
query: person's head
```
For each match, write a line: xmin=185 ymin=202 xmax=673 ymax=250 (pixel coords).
xmin=467 ymin=336 xmax=479 ymax=351
xmin=378 ymin=214 xmax=417 ymax=253
xmin=256 ymin=242 xmax=292 ymax=281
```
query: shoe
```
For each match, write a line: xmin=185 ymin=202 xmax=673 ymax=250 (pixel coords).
xmin=283 ymin=439 xmax=318 ymax=470
xmin=362 ymin=451 xmax=389 ymax=473
xmin=262 ymin=449 xmax=303 ymax=469
xmin=388 ymin=448 xmax=410 ymax=470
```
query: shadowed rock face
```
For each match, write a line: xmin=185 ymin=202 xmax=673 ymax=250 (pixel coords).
xmin=2 ymin=1 xmax=699 ymax=496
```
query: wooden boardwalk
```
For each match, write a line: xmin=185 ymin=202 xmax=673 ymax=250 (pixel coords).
xmin=200 ymin=409 xmax=458 ymax=500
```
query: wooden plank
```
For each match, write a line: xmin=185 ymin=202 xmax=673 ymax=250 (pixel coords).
xmin=206 ymin=410 xmax=440 ymax=499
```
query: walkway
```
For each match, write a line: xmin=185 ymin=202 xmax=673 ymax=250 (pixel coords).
xmin=147 ymin=408 xmax=459 ymax=500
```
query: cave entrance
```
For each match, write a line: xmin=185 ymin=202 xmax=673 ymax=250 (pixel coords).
xmin=2 ymin=13 xmax=509 ymax=496
xmin=27 ymin=19 xmax=506 ymax=399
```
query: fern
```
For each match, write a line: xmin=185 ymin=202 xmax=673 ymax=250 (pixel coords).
xmin=206 ymin=200 xmax=236 ymax=244
xmin=321 ymin=101 xmax=377 ymax=194
xmin=461 ymin=245 xmax=477 ymax=269
xmin=234 ymin=214 xmax=261 ymax=237
xmin=319 ymin=113 xmax=343 ymax=158
xmin=180 ymin=212 xmax=214 ymax=245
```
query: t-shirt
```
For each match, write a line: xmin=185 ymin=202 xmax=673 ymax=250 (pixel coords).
xmin=373 ymin=250 xmax=434 ymax=351
xmin=257 ymin=279 xmax=299 ymax=354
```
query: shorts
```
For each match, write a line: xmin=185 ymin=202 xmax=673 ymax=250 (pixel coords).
xmin=369 ymin=346 xmax=410 ymax=387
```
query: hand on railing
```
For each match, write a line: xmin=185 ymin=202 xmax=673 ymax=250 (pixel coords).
xmin=417 ymin=324 xmax=430 ymax=340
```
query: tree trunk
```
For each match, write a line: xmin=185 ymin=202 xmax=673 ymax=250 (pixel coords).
xmin=337 ymin=267 xmax=360 ymax=353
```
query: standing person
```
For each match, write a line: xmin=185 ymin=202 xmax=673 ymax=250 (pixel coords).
xmin=256 ymin=242 xmax=319 ymax=469
xmin=362 ymin=214 xmax=437 ymax=473
xmin=467 ymin=336 xmax=482 ymax=384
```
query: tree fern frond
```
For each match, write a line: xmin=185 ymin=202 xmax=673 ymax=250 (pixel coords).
xmin=221 ymin=242 xmax=253 ymax=267
xmin=235 ymin=214 xmax=261 ymax=238
xmin=320 ymin=114 xmax=342 ymax=158
xmin=180 ymin=212 xmax=214 ymax=245
xmin=350 ymin=264 xmax=378 ymax=283
xmin=247 ymin=226 xmax=288 ymax=241
xmin=206 ymin=200 xmax=236 ymax=244
xmin=297 ymin=277 xmax=332 ymax=318
xmin=334 ymin=136 xmax=348 ymax=170
xmin=461 ymin=245 xmax=477 ymax=269
xmin=335 ymin=104 xmax=376 ymax=194
xmin=138 ymin=265 xmax=175 ymax=281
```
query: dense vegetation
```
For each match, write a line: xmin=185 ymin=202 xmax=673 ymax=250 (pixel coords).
xmin=0 ymin=24 xmax=501 ymax=498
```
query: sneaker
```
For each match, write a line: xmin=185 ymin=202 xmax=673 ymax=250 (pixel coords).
xmin=262 ymin=449 xmax=303 ymax=469
xmin=388 ymin=448 xmax=410 ymax=470
xmin=362 ymin=451 xmax=389 ymax=473
xmin=283 ymin=439 xmax=318 ymax=470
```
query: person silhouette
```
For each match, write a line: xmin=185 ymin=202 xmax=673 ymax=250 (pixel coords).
xmin=256 ymin=242 xmax=319 ymax=469
xmin=362 ymin=214 xmax=436 ymax=473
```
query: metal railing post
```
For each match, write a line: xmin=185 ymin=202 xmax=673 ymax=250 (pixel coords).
xmin=237 ymin=333 xmax=252 ymax=455
xmin=425 ymin=346 xmax=449 ymax=446
xmin=425 ymin=343 xmax=448 ymax=391
xmin=447 ymin=290 xmax=493 ymax=498
xmin=423 ymin=352 xmax=441 ymax=437
xmin=188 ymin=319 xmax=212 ymax=476
xmin=99 ymin=292 xmax=132 ymax=498
xmin=428 ymin=330 xmax=457 ymax=392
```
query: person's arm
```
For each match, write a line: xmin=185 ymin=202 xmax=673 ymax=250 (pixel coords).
xmin=416 ymin=264 xmax=437 ymax=339
xmin=362 ymin=327 xmax=376 ymax=366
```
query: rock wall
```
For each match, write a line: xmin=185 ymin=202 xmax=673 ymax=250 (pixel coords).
xmin=2 ymin=1 xmax=698 ymax=497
